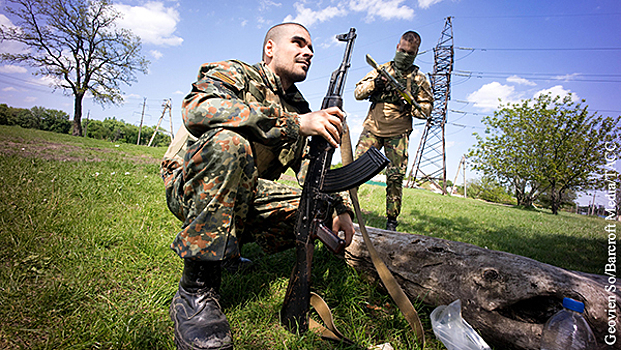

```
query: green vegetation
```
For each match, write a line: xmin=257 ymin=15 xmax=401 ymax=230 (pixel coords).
xmin=1 ymin=0 xmax=149 ymax=136
xmin=0 ymin=125 xmax=607 ymax=349
xmin=469 ymin=93 xmax=620 ymax=214
xmin=0 ymin=104 xmax=170 ymax=147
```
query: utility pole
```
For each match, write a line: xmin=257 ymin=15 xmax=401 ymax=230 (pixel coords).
xmin=167 ymin=99 xmax=174 ymax=141
xmin=137 ymin=97 xmax=146 ymax=145
xmin=407 ymin=17 xmax=454 ymax=195
xmin=450 ymin=155 xmax=466 ymax=196
xmin=463 ymin=157 xmax=467 ymax=199
xmin=148 ymin=99 xmax=172 ymax=147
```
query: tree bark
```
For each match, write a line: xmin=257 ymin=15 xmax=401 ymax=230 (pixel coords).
xmin=72 ymin=93 xmax=84 ymax=136
xmin=345 ymin=225 xmax=619 ymax=350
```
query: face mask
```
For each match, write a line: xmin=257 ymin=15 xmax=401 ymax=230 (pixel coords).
xmin=393 ymin=50 xmax=416 ymax=70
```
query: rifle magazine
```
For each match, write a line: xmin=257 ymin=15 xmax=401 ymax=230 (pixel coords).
xmin=321 ymin=147 xmax=388 ymax=193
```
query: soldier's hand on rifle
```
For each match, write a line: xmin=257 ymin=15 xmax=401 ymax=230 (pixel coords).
xmin=332 ymin=212 xmax=355 ymax=247
xmin=373 ymin=75 xmax=387 ymax=91
xmin=299 ymin=106 xmax=345 ymax=148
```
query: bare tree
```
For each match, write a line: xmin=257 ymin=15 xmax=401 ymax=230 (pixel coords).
xmin=0 ymin=0 xmax=149 ymax=136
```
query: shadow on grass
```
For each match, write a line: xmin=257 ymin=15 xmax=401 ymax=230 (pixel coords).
xmin=220 ymin=241 xmax=356 ymax=310
xmin=217 ymin=240 xmax=426 ymax=349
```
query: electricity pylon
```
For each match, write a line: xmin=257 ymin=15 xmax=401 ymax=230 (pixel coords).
xmin=407 ymin=17 xmax=454 ymax=194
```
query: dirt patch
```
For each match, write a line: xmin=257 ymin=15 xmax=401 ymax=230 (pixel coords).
xmin=0 ymin=139 xmax=102 ymax=162
xmin=0 ymin=136 xmax=159 ymax=164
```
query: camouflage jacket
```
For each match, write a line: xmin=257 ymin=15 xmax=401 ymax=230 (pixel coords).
xmin=182 ymin=60 xmax=310 ymax=181
xmin=354 ymin=62 xmax=433 ymax=137
xmin=178 ymin=60 xmax=352 ymax=217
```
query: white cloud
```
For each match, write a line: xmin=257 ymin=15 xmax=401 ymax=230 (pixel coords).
xmin=348 ymin=0 xmax=415 ymax=22
xmin=534 ymin=85 xmax=579 ymax=102
xmin=418 ymin=0 xmax=444 ymax=9
xmin=114 ymin=2 xmax=183 ymax=46
xmin=283 ymin=0 xmax=415 ymax=27
xmin=256 ymin=16 xmax=275 ymax=29
xmin=553 ymin=73 xmax=580 ymax=82
xmin=36 ymin=75 xmax=61 ymax=86
xmin=3 ymin=86 xmax=17 ymax=92
xmin=0 ymin=15 xmax=28 ymax=54
xmin=24 ymin=96 xmax=37 ymax=103
xmin=150 ymin=50 xmax=163 ymax=59
xmin=506 ymin=75 xmax=536 ymax=86
xmin=125 ymin=93 xmax=142 ymax=100
xmin=467 ymin=82 xmax=522 ymax=111
xmin=260 ymin=0 xmax=282 ymax=12
xmin=0 ymin=65 xmax=27 ymax=74
xmin=320 ymin=35 xmax=345 ymax=49
xmin=283 ymin=3 xmax=348 ymax=27
xmin=0 ymin=14 xmax=12 ymax=27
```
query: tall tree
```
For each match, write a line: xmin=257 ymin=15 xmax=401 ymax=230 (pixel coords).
xmin=469 ymin=93 xmax=620 ymax=214
xmin=0 ymin=0 xmax=149 ymax=136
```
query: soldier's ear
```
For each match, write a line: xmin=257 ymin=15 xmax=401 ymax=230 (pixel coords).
xmin=265 ymin=39 xmax=275 ymax=59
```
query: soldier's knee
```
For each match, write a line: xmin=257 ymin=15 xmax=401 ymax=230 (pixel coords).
xmin=212 ymin=129 xmax=252 ymax=156
xmin=385 ymin=164 xmax=405 ymax=178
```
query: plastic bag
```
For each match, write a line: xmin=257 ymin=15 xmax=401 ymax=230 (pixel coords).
xmin=430 ymin=299 xmax=491 ymax=350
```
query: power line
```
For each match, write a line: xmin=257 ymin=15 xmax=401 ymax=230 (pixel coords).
xmin=0 ymin=77 xmax=58 ymax=94
xmin=457 ymin=46 xmax=621 ymax=52
xmin=0 ymin=73 xmax=61 ymax=94
xmin=447 ymin=121 xmax=485 ymax=129
xmin=456 ymin=12 xmax=621 ymax=19
xmin=453 ymin=70 xmax=621 ymax=83
xmin=0 ymin=72 xmax=54 ymax=87
xmin=455 ymin=70 xmax=621 ymax=78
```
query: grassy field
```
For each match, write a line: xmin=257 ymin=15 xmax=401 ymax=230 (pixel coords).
xmin=0 ymin=125 xmax=608 ymax=349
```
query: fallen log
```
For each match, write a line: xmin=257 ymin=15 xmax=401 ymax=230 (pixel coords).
xmin=344 ymin=225 xmax=620 ymax=350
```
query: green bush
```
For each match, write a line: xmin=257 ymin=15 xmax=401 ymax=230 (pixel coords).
xmin=0 ymin=104 xmax=170 ymax=147
xmin=467 ymin=177 xmax=516 ymax=205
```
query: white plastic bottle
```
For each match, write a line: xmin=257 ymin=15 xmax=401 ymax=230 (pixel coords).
xmin=540 ymin=297 xmax=596 ymax=350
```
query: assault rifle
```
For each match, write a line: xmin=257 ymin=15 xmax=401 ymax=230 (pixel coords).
xmin=280 ymin=28 xmax=389 ymax=334
xmin=365 ymin=53 xmax=423 ymax=113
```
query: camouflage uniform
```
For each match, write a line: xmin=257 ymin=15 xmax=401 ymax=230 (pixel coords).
xmin=354 ymin=61 xmax=433 ymax=219
xmin=161 ymin=60 xmax=351 ymax=261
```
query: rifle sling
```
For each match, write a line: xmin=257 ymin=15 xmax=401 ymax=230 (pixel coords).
xmin=307 ymin=124 xmax=426 ymax=347
xmin=341 ymin=124 xmax=426 ymax=347
xmin=309 ymin=292 xmax=355 ymax=344
xmin=309 ymin=294 xmax=394 ymax=350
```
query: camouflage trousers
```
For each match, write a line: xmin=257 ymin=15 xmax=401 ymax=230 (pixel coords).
xmin=160 ymin=128 xmax=299 ymax=261
xmin=355 ymin=128 xmax=410 ymax=218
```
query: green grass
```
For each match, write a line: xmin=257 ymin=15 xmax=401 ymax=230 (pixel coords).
xmin=0 ymin=125 xmax=607 ymax=349
xmin=355 ymin=185 xmax=605 ymax=275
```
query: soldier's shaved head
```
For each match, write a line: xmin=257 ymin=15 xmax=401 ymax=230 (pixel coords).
xmin=262 ymin=22 xmax=311 ymax=62
xmin=401 ymin=31 xmax=421 ymax=46
xmin=262 ymin=22 xmax=314 ymax=90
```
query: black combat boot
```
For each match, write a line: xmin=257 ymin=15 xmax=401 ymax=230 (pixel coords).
xmin=386 ymin=216 xmax=398 ymax=231
xmin=170 ymin=259 xmax=233 ymax=350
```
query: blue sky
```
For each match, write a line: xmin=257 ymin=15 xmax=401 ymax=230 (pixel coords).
xmin=1 ymin=0 xmax=620 ymax=206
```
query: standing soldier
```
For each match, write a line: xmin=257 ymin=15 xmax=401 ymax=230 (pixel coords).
xmin=354 ymin=31 xmax=433 ymax=231
xmin=160 ymin=23 xmax=355 ymax=350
